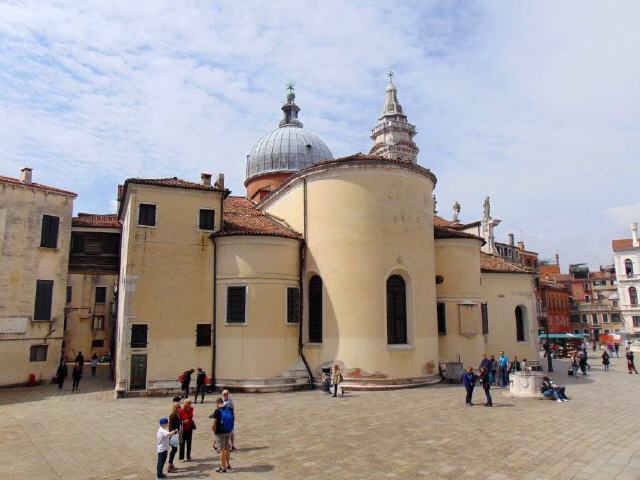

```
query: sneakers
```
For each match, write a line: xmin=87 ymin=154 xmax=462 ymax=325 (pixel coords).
xmin=556 ymin=399 xmax=563 ymax=402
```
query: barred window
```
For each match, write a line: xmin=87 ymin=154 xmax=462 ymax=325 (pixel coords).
xmin=226 ymin=286 xmax=246 ymax=323
xmin=29 ymin=345 xmax=48 ymax=362
xmin=92 ymin=316 xmax=105 ymax=330
xmin=287 ymin=288 xmax=300 ymax=323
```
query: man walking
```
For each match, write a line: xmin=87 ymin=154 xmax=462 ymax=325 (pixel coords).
xmin=71 ymin=361 xmax=83 ymax=391
xmin=56 ymin=361 xmax=68 ymax=389
xmin=614 ymin=343 xmax=620 ymax=358
xmin=75 ymin=351 xmax=85 ymax=372
xmin=627 ymin=350 xmax=638 ymax=374
xmin=212 ymin=397 xmax=234 ymax=473
xmin=463 ymin=367 xmax=476 ymax=406
xmin=497 ymin=351 xmax=509 ymax=387
xmin=180 ymin=369 xmax=194 ymax=399
xmin=479 ymin=367 xmax=492 ymax=407
xmin=194 ymin=368 xmax=207 ymax=404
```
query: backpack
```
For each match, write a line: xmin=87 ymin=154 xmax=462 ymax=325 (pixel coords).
xmin=178 ymin=373 xmax=185 ymax=383
xmin=219 ymin=407 xmax=234 ymax=432
xmin=203 ymin=375 xmax=209 ymax=385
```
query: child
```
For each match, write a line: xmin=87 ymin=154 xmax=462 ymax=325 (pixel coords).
xmin=156 ymin=417 xmax=178 ymax=479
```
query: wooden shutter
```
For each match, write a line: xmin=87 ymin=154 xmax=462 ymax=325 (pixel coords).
xmin=481 ymin=303 xmax=489 ymax=335
xmin=34 ymin=280 xmax=54 ymax=321
xmin=287 ymin=288 xmax=300 ymax=323
xmin=386 ymin=275 xmax=407 ymax=344
xmin=199 ymin=209 xmax=215 ymax=230
xmin=227 ymin=286 xmax=246 ymax=323
xmin=437 ymin=303 xmax=447 ymax=335
xmin=196 ymin=324 xmax=212 ymax=346
xmin=131 ymin=324 xmax=148 ymax=348
xmin=138 ymin=204 xmax=156 ymax=226
xmin=309 ymin=276 xmax=323 ymax=343
xmin=40 ymin=215 xmax=59 ymax=248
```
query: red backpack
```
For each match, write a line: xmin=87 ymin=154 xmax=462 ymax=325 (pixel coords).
xmin=177 ymin=373 xmax=185 ymax=383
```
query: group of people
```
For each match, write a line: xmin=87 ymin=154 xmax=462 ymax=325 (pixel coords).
xmin=156 ymin=388 xmax=237 ymax=479
xmin=55 ymin=351 xmax=100 ymax=391
xmin=179 ymin=368 xmax=209 ymax=403
xmin=462 ymin=351 xmax=524 ymax=407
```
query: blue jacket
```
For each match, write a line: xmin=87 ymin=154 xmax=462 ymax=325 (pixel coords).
xmin=463 ymin=372 xmax=476 ymax=388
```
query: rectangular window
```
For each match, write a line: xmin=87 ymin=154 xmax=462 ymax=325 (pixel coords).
xmin=71 ymin=233 xmax=85 ymax=253
xmin=130 ymin=324 xmax=148 ymax=348
xmin=581 ymin=315 xmax=588 ymax=323
xmin=95 ymin=287 xmax=107 ymax=304
xmin=92 ymin=315 xmax=105 ymax=330
xmin=592 ymin=314 xmax=599 ymax=324
xmin=34 ymin=280 xmax=54 ymax=321
xmin=226 ymin=286 xmax=246 ymax=323
xmin=612 ymin=314 xmax=621 ymax=323
xmin=199 ymin=209 xmax=215 ymax=231
xmin=633 ymin=316 xmax=640 ymax=328
xmin=584 ymin=296 xmax=590 ymax=302
xmin=437 ymin=302 xmax=446 ymax=335
xmin=481 ymin=303 xmax=489 ymax=335
xmin=29 ymin=345 xmax=48 ymax=362
xmin=570 ymin=314 xmax=580 ymax=323
xmin=66 ymin=286 xmax=72 ymax=303
xmin=603 ymin=314 xmax=609 ymax=323
xmin=91 ymin=339 xmax=104 ymax=348
xmin=102 ymin=235 xmax=119 ymax=254
xmin=40 ymin=215 xmax=59 ymax=248
xmin=287 ymin=287 xmax=300 ymax=323
xmin=138 ymin=203 xmax=156 ymax=226
xmin=196 ymin=324 xmax=212 ymax=346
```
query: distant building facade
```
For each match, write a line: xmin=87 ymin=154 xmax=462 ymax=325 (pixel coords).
xmin=612 ymin=223 xmax=640 ymax=345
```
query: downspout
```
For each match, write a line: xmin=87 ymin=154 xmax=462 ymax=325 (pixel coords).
xmin=212 ymin=236 xmax=218 ymax=390
xmin=298 ymin=177 xmax=314 ymax=389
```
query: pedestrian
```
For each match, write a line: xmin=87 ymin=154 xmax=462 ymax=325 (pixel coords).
xmin=497 ymin=351 xmax=509 ymax=387
xmin=592 ymin=342 xmax=597 ymax=352
xmin=463 ymin=367 xmax=476 ymax=406
xmin=179 ymin=369 xmax=194 ymax=399
xmin=601 ymin=351 xmax=610 ymax=372
xmin=194 ymin=368 xmax=207 ymax=404
xmin=479 ymin=354 xmax=490 ymax=372
xmin=56 ymin=361 xmax=68 ymax=389
xmin=178 ymin=399 xmax=195 ymax=462
xmin=488 ymin=355 xmax=497 ymax=385
xmin=167 ymin=402 xmax=182 ymax=473
xmin=509 ymin=355 xmax=521 ymax=374
xmin=331 ymin=364 xmax=343 ymax=397
xmin=71 ymin=361 xmax=82 ymax=391
xmin=578 ymin=351 xmax=587 ymax=376
xmin=156 ymin=417 xmax=178 ymax=480
xmin=626 ymin=350 xmax=638 ymax=374
xmin=479 ymin=367 xmax=492 ymax=407
xmin=222 ymin=389 xmax=237 ymax=451
xmin=541 ymin=376 xmax=569 ymax=402
xmin=91 ymin=353 xmax=98 ymax=377
xmin=75 ymin=351 xmax=85 ymax=371
xmin=569 ymin=353 xmax=579 ymax=377
xmin=614 ymin=343 xmax=620 ymax=358
xmin=211 ymin=397 xmax=234 ymax=473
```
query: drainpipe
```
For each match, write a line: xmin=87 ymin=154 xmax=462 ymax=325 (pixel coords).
xmin=298 ymin=177 xmax=314 ymax=389
xmin=211 ymin=236 xmax=218 ymax=390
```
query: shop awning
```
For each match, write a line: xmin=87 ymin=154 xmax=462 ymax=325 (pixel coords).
xmin=538 ymin=333 xmax=588 ymax=339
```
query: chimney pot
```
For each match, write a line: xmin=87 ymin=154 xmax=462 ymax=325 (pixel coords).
xmin=508 ymin=233 xmax=515 ymax=246
xmin=517 ymin=241 xmax=525 ymax=250
xmin=214 ymin=173 xmax=225 ymax=191
xmin=201 ymin=173 xmax=212 ymax=186
xmin=632 ymin=222 xmax=639 ymax=248
xmin=21 ymin=167 xmax=32 ymax=184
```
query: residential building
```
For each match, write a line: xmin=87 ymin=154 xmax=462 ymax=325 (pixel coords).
xmin=0 ymin=169 xmax=76 ymax=386
xmin=612 ymin=223 xmax=640 ymax=346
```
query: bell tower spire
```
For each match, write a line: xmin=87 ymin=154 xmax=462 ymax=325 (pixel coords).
xmin=369 ymin=71 xmax=419 ymax=163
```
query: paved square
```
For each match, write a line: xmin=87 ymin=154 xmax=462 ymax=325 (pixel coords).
xmin=2 ymin=356 xmax=640 ymax=480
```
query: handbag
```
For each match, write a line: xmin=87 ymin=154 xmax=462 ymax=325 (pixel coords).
xmin=169 ymin=434 xmax=179 ymax=448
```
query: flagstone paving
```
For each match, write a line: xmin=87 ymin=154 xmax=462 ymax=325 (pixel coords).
xmin=2 ymin=354 xmax=640 ymax=480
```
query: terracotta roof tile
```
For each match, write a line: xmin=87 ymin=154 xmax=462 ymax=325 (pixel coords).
xmin=480 ymin=253 xmax=533 ymax=274
xmin=218 ymin=197 xmax=302 ymax=240
xmin=612 ymin=238 xmax=638 ymax=252
xmin=125 ymin=177 xmax=222 ymax=192
xmin=433 ymin=215 xmax=465 ymax=230
xmin=73 ymin=213 xmax=120 ymax=228
xmin=434 ymin=225 xmax=484 ymax=241
xmin=0 ymin=175 xmax=76 ymax=197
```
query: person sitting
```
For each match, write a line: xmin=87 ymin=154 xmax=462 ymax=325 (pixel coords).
xmin=541 ymin=376 xmax=569 ymax=402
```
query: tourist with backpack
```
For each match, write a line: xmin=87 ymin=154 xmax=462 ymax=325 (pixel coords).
xmin=212 ymin=397 xmax=234 ymax=473
xmin=178 ymin=369 xmax=194 ymax=399
xmin=194 ymin=368 xmax=207 ymax=404
xmin=601 ymin=351 xmax=610 ymax=372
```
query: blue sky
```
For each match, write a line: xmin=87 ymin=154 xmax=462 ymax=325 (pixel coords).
xmin=1 ymin=1 xmax=639 ymax=269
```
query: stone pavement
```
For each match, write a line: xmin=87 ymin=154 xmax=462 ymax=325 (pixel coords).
xmin=2 ymin=355 xmax=640 ymax=480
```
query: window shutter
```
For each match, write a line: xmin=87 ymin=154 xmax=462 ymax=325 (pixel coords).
xmin=226 ymin=286 xmax=246 ymax=323
xmin=34 ymin=280 xmax=54 ymax=321
xmin=138 ymin=204 xmax=156 ymax=226
xmin=40 ymin=215 xmax=59 ymax=248
xmin=95 ymin=287 xmax=107 ymax=304
xmin=287 ymin=288 xmax=300 ymax=323
xmin=29 ymin=345 xmax=48 ymax=362
xmin=437 ymin=303 xmax=447 ymax=335
xmin=481 ymin=303 xmax=489 ymax=335
xmin=196 ymin=324 xmax=212 ymax=346
xmin=130 ymin=324 xmax=148 ymax=348
xmin=199 ymin=209 xmax=215 ymax=231
xmin=309 ymin=276 xmax=323 ymax=343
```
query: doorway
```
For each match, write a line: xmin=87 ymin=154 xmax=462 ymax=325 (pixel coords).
xmin=130 ymin=354 xmax=147 ymax=390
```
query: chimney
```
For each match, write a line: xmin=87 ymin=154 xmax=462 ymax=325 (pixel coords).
xmin=555 ymin=253 xmax=560 ymax=265
xmin=517 ymin=241 xmax=525 ymax=251
xmin=632 ymin=222 xmax=639 ymax=248
xmin=201 ymin=172 xmax=212 ymax=186
xmin=508 ymin=233 xmax=515 ymax=246
xmin=21 ymin=167 xmax=32 ymax=184
xmin=214 ymin=173 xmax=225 ymax=191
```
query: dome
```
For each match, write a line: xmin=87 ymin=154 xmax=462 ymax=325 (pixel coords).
xmin=245 ymin=86 xmax=333 ymax=183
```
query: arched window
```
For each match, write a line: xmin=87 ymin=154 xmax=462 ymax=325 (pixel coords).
xmin=386 ymin=275 xmax=407 ymax=344
xmin=630 ymin=287 xmax=638 ymax=306
xmin=515 ymin=306 xmax=526 ymax=342
xmin=625 ymin=259 xmax=634 ymax=276
xmin=308 ymin=276 xmax=323 ymax=343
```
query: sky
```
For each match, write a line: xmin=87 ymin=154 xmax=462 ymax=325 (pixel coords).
xmin=1 ymin=1 xmax=639 ymax=270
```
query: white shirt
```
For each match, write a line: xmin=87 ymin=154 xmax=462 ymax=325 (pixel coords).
xmin=156 ymin=426 xmax=170 ymax=453
xmin=223 ymin=397 xmax=235 ymax=410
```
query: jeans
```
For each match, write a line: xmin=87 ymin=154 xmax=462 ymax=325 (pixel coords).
xmin=543 ymin=389 xmax=564 ymax=400
xmin=72 ymin=377 xmax=81 ymax=390
xmin=169 ymin=446 xmax=178 ymax=465
xmin=179 ymin=430 xmax=192 ymax=460
xmin=194 ymin=385 xmax=206 ymax=403
xmin=465 ymin=386 xmax=474 ymax=404
xmin=333 ymin=383 xmax=340 ymax=397
xmin=483 ymin=387 xmax=492 ymax=405
xmin=156 ymin=450 xmax=168 ymax=478
xmin=604 ymin=364 xmax=609 ymax=372
xmin=91 ymin=366 xmax=96 ymax=376
xmin=498 ymin=366 xmax=509 ymax=387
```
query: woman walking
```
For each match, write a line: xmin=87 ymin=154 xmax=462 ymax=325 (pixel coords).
xmin=56 ymin=362 xmax=68 ymax=389
xmin=167 ymin=402 xmax=182 ymax=472
xmin=601 ymin=351 xmax=610 ymax=372
xmin=71 ymin=361 xmax=82 ymax=391
xmin=479 ymin=367 xmax=493 ymax=407
xmin=91 ymin=353 xmax=98 ymax=377
xmin=627 ymin=350 xmax=638 ymax=374
xmin=178 ymin=399 xmax=195 ymax=462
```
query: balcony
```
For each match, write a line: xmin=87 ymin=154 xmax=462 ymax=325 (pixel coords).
xmin=618 ymin=273 xmax=640 ymax=282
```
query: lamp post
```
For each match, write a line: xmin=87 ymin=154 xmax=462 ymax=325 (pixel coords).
xmin=545 ymin=318 xmax=554 ymax=373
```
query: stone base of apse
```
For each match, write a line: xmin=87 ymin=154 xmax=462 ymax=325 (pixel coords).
xmin=318 ymin=374 xmax=442 ymax=392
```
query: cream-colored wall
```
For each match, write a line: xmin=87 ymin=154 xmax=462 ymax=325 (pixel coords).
xmin=215 ymin=236 xmax=300 ymax=380
xmin=481 ymin=272 xmax=539 ymax=362
xmin=115 ymin=185 xmax=223 ymax=391
xmin=0 ymin=182 xmax=74 ymax=386
xmin=434 ymin=238 xmax=485 ymax=367
xmin=266 ymin=165 xmax=439 ymax=380
xmin=65 ymin=272 xmax=116 ymax=361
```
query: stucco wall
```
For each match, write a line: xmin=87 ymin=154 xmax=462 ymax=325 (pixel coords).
xmin=215 ymin=236 xmax=301 ymax=380
xmin=0 ymin=182 xmax=74 ymax=386
xmin=434 ymin=238 xmax=485 ymax=367
xmin=266 ymin=164 xmax=439 ymax=381
xmin=481 ymin=272 xmax=539 ymax=363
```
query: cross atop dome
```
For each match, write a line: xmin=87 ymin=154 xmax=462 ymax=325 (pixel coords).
xmin=387 ymin=69 xmax=394 ymax=83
